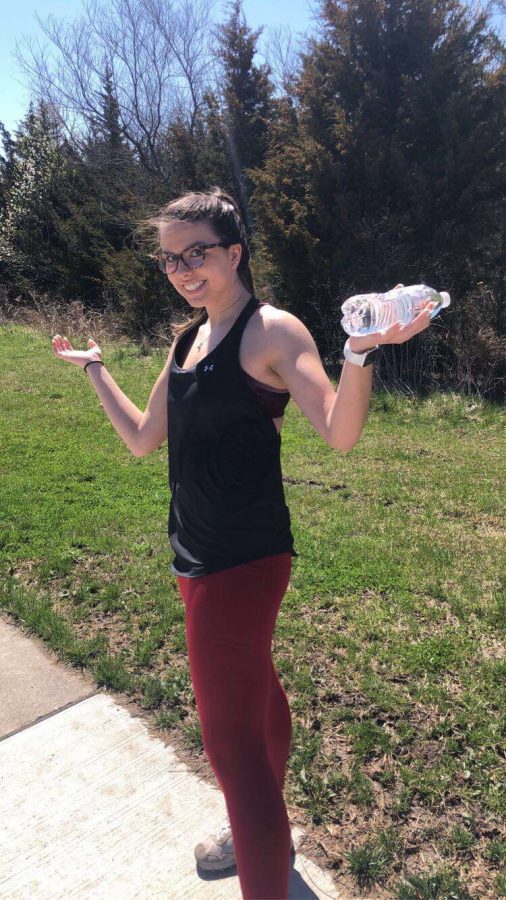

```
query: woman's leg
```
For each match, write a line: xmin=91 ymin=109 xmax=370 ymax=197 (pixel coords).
xmin=195 ymin=659 xmax=291 ymax=796
xmin=177 ymin=552 xmax=293 ymax=900
xmin=265 ymin=658 xmax=292 ymax=793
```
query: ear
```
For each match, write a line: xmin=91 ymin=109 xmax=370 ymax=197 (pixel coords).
xmin=229 ymin=242 xmax=242 ymax=268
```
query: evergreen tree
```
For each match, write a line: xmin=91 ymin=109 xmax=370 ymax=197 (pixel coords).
xmin=0 ymin=123 xmax=16 ymax=215
xmin=65 ymin=66 xmax=166 ymax=319
xmin=194 ymin=92 xmax=236 ymax=192
xmin=250 ymin=0 xmax=505 ymax=397
xmin=0 ymin=101 xmax=70 ymax=292
xmin=82 ymin=65 xmax=136 ymax=252
xmin=215 ymin=0 xmax=275 ymax=231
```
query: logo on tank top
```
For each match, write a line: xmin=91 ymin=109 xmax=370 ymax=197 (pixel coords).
xmin=203 ymin=364 xmax=214 ymax=373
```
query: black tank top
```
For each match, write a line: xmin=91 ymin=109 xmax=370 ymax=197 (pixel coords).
xmin=167 ymin=294 xmax=299 ymax=577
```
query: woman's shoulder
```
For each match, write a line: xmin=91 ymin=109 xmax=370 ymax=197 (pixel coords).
xmin=248 ymin=300 xmax=308 ymax=374
xmin=253 ymin=300 xmax=305 ymax=344
xmin=240 ymin=300 xmax=292 ymax=381
xmin=254 ymin=299 xmax=295 ymax=328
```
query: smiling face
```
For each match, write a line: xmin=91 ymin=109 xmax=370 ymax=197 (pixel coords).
xmin=159 ymin=219 xmax=248 ymax=309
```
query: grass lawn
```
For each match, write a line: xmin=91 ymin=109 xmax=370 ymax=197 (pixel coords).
xmin=1 ymin=322 xmax=505 ymax=898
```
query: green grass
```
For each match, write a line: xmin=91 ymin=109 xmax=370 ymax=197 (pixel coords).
xmin=1 ymin=322 xmax=505 ymax=898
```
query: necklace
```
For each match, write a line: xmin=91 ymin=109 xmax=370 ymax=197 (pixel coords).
xmin=195 ymin=293 xmax=251 ymax=352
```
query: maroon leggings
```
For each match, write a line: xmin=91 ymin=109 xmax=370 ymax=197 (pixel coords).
xmin=176 ymin=552 xmax=293 ymax=900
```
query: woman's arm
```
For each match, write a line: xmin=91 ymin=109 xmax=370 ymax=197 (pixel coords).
xmin=330 ymin=343 xmax=374 ymax=451
xmin=86 ymin=343 xmax=175 ymax=457
xmin=266 ymin=314 xmax=371 ymax=452
xmin=268 ymin=292 xmax=436 ymax=452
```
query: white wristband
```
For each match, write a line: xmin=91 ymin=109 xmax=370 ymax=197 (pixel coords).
xmin=343 ymin=338 xmax=380 ymax=367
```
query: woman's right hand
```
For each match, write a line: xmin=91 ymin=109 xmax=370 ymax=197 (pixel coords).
xmin=51 ymin=335 xmax=103 ymax=370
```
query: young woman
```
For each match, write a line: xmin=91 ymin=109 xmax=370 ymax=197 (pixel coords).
xmin=51 ymin=187 xmax=436 ymax=899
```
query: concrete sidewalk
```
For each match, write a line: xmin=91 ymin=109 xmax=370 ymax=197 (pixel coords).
xmin=0 ymin=616 xmax=341 ymax=899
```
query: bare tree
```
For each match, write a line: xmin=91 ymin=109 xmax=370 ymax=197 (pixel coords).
xmin=261 ymin=24 xmax=304 ymax=98
xmin=15 ymin=0 xmax=220 ymax=180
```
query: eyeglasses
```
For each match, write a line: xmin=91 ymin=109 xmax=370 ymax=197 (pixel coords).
xmin=155 ymin=242 xmax=232 ymax=274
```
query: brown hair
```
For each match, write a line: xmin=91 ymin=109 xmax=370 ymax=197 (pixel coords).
xmin=141 ymin=187 xmax=255 ymax=340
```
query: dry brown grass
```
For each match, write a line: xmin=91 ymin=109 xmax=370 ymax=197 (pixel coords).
xmin=0 ymin=290 xmax=170 ymax=351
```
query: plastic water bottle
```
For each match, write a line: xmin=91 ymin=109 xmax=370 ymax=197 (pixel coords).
xmin=340 ymin=284 xmax=451 ymax=337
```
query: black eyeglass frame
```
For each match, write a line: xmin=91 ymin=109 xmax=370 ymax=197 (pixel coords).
xmin=155 ymin=242 xmax=233 ymax=274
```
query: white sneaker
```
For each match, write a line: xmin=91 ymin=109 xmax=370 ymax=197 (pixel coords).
xmin=194 ymin=817 xmax=236 ymax=871
xmin=194 ymin=816 xmax=296 ymax=871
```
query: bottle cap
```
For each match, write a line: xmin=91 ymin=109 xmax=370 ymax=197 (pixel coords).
xmin=440 ymin=291 xmax=451 ymax=307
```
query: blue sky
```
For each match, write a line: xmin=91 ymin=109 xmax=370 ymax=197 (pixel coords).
xmin=1 ymin=0 xmax=503 ymax=135
xmin=0 ymin=0 xmax=319 ymax=135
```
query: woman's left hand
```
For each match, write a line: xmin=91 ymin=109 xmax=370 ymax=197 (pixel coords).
xmin=348 ymin=284 xmax=437 ymax=352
